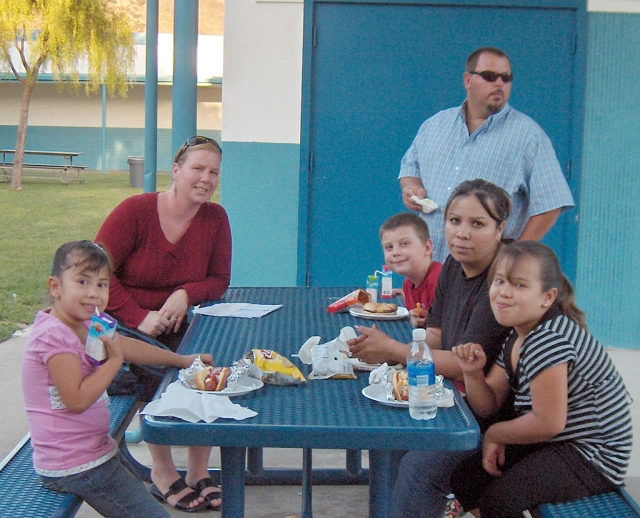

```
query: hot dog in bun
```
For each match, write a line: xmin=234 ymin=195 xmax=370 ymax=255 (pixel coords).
xmin=194 ymin=366 xmax=232 ymax=391
xmin=391 ymin=370 xmax=409 ymax=402
xmin=363 ymin=302 xmax=398 ymax=314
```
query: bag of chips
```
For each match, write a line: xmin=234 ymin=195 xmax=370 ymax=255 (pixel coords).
xmin=245 ymin=349 xmax=306 ymax=385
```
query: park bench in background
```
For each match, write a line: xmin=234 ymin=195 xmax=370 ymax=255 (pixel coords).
xmin=0 ymin=394 xmax=140 ymax=518
xmin=0 ymin=149 xmax=86 ymax=185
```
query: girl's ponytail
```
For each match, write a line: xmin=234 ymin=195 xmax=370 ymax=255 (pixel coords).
xmin=558 ymin=273 xmax=588 ymax=331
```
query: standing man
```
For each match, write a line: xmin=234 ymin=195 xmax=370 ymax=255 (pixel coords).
xmin=399 ymin=47 xmax=574 ymax=262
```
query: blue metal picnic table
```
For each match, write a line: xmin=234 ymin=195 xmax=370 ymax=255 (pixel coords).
xmin=141 ymin=287 xmax=480 ymax=518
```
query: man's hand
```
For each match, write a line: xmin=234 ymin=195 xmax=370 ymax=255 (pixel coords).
xmin=400 ymin=177 xmax=427 ymax=211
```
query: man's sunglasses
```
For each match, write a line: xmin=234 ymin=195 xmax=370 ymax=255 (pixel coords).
xmin=470 ymin=70 xmax=513 ymax=83
xmin=174 ymin=136 xmax=222 ymax=163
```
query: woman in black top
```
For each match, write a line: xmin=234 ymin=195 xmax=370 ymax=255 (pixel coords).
xmin=350 ymin=179 xmax=512 ymax=518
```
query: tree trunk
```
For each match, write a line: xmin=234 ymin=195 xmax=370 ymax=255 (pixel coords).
xmin=11 ymin=78 xmax=36 ymax=190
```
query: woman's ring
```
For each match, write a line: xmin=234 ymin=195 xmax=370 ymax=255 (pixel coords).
xmin=170 ymin=317 xmax=177 ymax=321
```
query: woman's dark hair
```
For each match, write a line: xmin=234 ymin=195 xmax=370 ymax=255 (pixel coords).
xmin=51 ymin=240 xmax=113 ymax=278
xmin=490 ymin=241 xmax=587 ymax=330
xmin=444 ymin=178 xmax=512 ymax=226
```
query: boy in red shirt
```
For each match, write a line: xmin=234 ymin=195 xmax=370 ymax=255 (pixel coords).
xmin=380 ymin=213 xmax=442 ymax=328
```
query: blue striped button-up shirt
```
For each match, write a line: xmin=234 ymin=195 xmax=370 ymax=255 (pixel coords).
xmin=399 ymin=102 xmax=575 ymax=262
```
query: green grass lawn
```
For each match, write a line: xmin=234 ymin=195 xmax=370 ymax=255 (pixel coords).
xmin=0 ymin=171 xmax=219 ymax=342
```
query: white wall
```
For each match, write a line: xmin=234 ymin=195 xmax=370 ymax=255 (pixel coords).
xmin=588 ymin=0 xmax=640 ymax=11
xmin=0 ymin=82 xmax=221 ymax=130
xmin=222 ymin=0 xmax=303 ymax=144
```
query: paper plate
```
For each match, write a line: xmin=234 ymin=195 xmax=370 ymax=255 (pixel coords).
xmin=348 ymin=358 xmax=403 ymax=372
xmin=362 ymin=383 xmax=455 ymax=408
xmin=194 ymin=377 xmax=263 ymax=397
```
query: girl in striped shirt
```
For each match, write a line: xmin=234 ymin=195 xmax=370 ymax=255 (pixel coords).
xmin=449 ymin=241 xmax=632 ymax=518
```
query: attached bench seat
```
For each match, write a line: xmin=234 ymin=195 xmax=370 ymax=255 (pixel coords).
xmin=537 ymin=486 xmax=640 ymax=518
xmin=0 ymin=394 xmax=139 ymax=518
xmin=0 ymin=163 xmax=86 ymax=184
xmin=0 ymin=163 xmax=87 ymax=171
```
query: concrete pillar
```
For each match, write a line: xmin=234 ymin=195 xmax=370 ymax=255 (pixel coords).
xmin=144 ymin=0 xmax=159 ymax=192
xmin=172 ymin=0 xmax=199 ymax=154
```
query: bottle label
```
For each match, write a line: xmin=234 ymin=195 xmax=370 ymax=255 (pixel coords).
xmin=407 ymin=361 xmax=435 ymax=387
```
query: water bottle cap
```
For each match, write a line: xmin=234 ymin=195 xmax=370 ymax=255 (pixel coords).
xmin=412 ymin=328 xmax=427 ymax=340
xmin=383 ymin=265 xmax=390 ymax=272
xmin=368 ymin=275 xmax=377 ymax=282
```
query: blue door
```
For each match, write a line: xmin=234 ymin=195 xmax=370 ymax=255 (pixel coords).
xmin=299 ymin=0 xmax=586 ymax=286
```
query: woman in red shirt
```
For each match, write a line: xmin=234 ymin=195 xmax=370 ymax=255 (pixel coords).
xmin=96 ymin=136 xmax=230 ymax=512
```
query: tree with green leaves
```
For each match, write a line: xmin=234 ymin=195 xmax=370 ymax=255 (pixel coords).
xmin=0 ymin=0 xmax=135 ymax=189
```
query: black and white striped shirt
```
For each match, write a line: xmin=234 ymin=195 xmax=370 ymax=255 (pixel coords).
xmin=497 ymin=309 xmax=633 ymax=485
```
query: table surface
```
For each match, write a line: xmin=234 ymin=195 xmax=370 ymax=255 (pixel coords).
xmin=142 ymin=287 xmax=480 ymax=452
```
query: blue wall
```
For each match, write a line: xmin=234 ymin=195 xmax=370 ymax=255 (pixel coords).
xmin=220 ymin=12 xmax=640 ymax=349
xmin=0 ymin=126 xmax=221 ymax=172
xmin=221 ymin=142 xmax=300 ymax=287
xmin=575 ymin=12 xmax=640 ymax=349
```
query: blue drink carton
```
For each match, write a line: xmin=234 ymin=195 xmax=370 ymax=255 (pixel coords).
xmin=85 ymin=312 xmax=117 ymax=365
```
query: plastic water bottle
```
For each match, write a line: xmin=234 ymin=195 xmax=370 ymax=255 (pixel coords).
xmin=407 ymin=328 xmax=437 ymax=420
xmin=366 ymin=275 xmax=378 ymax=303
xmin=380 ymin=265 xmax=393 ymax=300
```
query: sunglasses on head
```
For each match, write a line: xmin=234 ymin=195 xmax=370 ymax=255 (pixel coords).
xmin=470 ymin=70 xmax=513 ymax=83
xmin=174 ymin=136 xmax=222 ymax=163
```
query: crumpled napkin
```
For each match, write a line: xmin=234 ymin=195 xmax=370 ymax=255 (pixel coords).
xmin=411 ymin=195 xmax=439 ymax=214
xmin=297 ymin=326 xmax=357 ymax=380
xmin=140 ymin=381 xmax=257 ymax=423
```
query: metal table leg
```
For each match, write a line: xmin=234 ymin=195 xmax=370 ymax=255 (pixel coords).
xmin=300 ymin=448 xmax=313 ymax=518
xmin=346 ymin=449 xmax=363 ymax=475
xmin=220 ymin=446 xmax=247 ymax=518
xmin=368 ymin=450 xmax=394 ymax=518
xmin=247 ymin=447 xmax=264 ymax=475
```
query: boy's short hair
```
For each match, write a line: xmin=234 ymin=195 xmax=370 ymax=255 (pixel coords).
xmin=379 ymin=213 xmax=431 ymax=243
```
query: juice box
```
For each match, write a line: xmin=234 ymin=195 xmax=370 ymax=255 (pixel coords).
xmin=85 ymin=313 xmax=117 ymax=365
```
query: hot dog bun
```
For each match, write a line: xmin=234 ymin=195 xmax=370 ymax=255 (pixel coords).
xmin=215 ymin=366 xmax=231 ymax=391
xmin=363 ymin=302 xmax=398 ymax=314
xmin=194 ymin=366 xmax=232 ymax=391
xmin=391 ymin=370 xmax=409 ymax=402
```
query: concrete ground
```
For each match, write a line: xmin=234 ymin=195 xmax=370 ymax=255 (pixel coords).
xmin=2 ymin=328 xmax=639 ymax=517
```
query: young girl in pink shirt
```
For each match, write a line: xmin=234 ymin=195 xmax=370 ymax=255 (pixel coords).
xmin=22 ymin=241 xmax=214 ymax=516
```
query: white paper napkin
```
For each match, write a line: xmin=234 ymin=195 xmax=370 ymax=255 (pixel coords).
xmin=192 ymin=303 xmax=282 ymax=318
xmin=410 ymin=195 xmax=439 ymax=214
xmin=297 ymin=327 xmax=357 ymax=365
xmin=140 ymin=382 xmax=257 ymax=423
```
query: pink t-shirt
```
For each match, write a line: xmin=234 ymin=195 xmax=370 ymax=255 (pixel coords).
xmin=21 ymin=310 xmax=116 ymax=474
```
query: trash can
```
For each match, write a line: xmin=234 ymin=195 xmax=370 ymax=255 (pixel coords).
xmin=127 ymin=156 xmax=144 ymax=188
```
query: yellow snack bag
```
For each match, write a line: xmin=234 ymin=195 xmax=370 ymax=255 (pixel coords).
xmin=245 ymin=349 xmax=306 ymax=385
